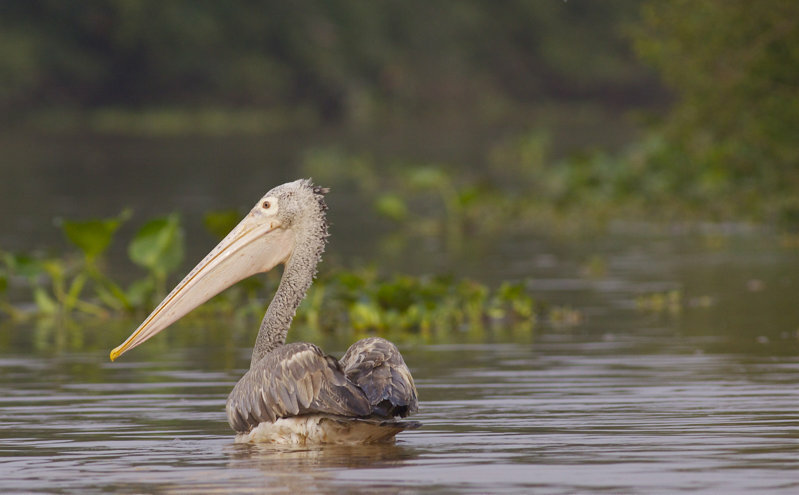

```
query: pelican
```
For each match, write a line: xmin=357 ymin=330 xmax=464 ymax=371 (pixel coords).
xmin=110 ymin=179 xmax=418 ymax=444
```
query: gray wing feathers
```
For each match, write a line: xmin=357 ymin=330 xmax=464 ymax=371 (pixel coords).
xmin=339 ymin=337 xmax=419 ymax=418
xmin=226 ymin=342 xmax=371 ymax=432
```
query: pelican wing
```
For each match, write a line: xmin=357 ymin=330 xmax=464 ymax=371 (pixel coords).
xmin=339 ymin=337 xmax=418 ymax=418
xmin=226 ymin=342 xmax=371 ymax=432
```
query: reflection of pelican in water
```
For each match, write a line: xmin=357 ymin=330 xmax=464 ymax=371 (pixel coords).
xmin=193 ymin=443 xmax=417 ymax=495
xmin=230 ymin=442 xmax=418 ymax=469
xmin=110 ymin=180 xmax=418 ymax=444
xmin=156 ymin=444 xmax=418 ymax=494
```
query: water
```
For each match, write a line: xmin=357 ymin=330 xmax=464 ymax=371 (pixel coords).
xmin=2 ymin=130 xmax=799 ymax=493
xmin=3 ymin=333 xmax=799 ymax=493
xmin=3 ymin=229 xmax=799 ymax=493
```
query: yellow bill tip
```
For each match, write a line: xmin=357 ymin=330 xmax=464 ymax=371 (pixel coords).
xmin=109 ymin=346 xmax=123 ymax=362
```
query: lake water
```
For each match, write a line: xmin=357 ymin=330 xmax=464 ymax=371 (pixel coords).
xmin=2 ymin=131 xmax=799 ymax=493
xmin=2 ymin=224 xmax=799 ymax=493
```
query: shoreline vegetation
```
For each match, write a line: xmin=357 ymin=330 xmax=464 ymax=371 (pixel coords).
xmin=0 ymin=208 xmax=554 ymax=342
xmin=2 ymin=1 xmax=795 ymax=226
xmin=1 ymin=1 xmax=796 ymax=344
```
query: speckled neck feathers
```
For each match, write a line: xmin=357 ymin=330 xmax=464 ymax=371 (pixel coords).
xmin=250 ymin=182 xmax=329 ymax=368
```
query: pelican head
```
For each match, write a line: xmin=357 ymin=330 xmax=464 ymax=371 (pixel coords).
xmin=110 ymin=179 xmax=328 ymax=361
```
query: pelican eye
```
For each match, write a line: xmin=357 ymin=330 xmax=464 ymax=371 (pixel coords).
xmin=262 ymin=200 xmax=271 ymax=209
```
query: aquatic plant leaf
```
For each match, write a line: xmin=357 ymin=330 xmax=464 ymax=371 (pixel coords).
xmin=33 ymin=287 xmax=57 ymax=314
xmin=126 ymin=277 xmax=155 ymax=307
xmin=349 ymin=301 xmax=382 ymax=331
xmin=499 ymin=282 xmax=534 ymax=318
xmin=335 ymin=271 xmax=367 ymax=292
xmin=375 ymin=276 xmax=416 ymax=311
xmin=497 ymin=282 xmax=524 ymax=300
xmin=457 ymin=187 xmax=481 ymax=207
xmin=203 ymin=210 xmax=241 ymax=240
xmin=64 ymin=272 xmax=88 ymax=311
xmin=406 ymin=167 xmax=449 ymax=189
xmin=128 ymin=214 xmax=185 ymax=276
xmin=41 ymin=260 xmax=64 ymax=281
xmin=61 ymin=210 xmax=130 ymax=261
xmin=0 ymin=272 xmax=7 ymax=293
xmin=375 ymin=194 xmax=408 ymax=222
xmin=4 ymin=254 xmax=45 ymax=280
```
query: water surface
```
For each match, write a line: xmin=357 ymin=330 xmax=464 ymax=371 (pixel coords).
xmin=2 ymin=129 xmax=799 ymax=492
xmin=2 ymin=229 xmax=799 ymax=494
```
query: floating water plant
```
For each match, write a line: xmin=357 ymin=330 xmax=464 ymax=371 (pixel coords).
xmin=128 ymin=213 xmax=185 ymax=300
xmin=636 ymin=289 xmax=682 ymax=314
xmin=0 ymin=211 xmax=541 ymax=341
xmin=1 ymin=210 xmax=185 ymax=319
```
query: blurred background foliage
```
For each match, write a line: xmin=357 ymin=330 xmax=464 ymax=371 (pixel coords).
xmin=0 ymin=208 xmax=543 ymax=343
xmin=0 ymin=1 xmax=797 ymax=331
xmin=0 ymin=1 xmax=653 ymax=125
xmin=0 ymin=0 xmax=796 ymax=223
xmin=633 ymin=0 xmax=799 ymax=223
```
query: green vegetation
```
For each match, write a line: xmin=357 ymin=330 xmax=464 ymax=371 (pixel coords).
xmin=290 ymin=0 xmax=798 ymax=226
xmin=0 ymin=1 xmax=648 ymax=129
xmin=2 ymin=1 xmax=797 ymax=223
xmin=298 ymin=134 xmax=682 ymax=242
xmin=631 ymin=0 xmax=799 ymax=223
xmin=300 ymin=271 xmax=534 ymax=335
xmin=0 ymin=1 xmax=795 ymax=353
xmin=636 ymin=290 xmax=682 ymax=315
xmin=127 ymin=213 xmax=185 ymax=299
xmin=0 ymin=211 xmax=541 ymax=339
xmin=1 ymin=210 xmax=182 ymax=319
xmin=303 ymin=149 xmax=509 ymax=250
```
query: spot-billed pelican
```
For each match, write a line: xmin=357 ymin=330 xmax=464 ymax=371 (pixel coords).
xmin=110 ymin=179 xmax=419 ymax=444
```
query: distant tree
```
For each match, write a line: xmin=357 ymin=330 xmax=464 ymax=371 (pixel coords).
xmin=0 ymin=1 xmax=650 ymax=124
xmin=633 ymin=0 xmax=799 ymax=199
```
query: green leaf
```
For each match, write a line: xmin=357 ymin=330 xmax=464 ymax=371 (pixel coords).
xmin=61 ymin=210 xmax=131 ymax=261
xmin=64 ymin=272 xmax=88 ymax=311
xmin=203 ymin=209 xmax=241 ymax=240
xmin=41 ymin=260 xmax=64 ymax=282
xmin=457 ymin=186 xmax=481 ymax=207
xmin=128 ymin=214 xmax=185 ymax=277
xmin=33 ymin=287 xmax=57 ymax=314
xmin=0 ymin=272 xmax=7 ymax=294
xmin=125 ymin=277 xmax=155 ymax=308
xmin=374 ymin=194 xmax=408 ymax=222
xmin=406 ymin=166 xmax=449 ymax=189
xmin=88 ymin=274 xmax=131 ymax=311
xmin=5 ymin=253 xmax=45 ymax=280
xmin=349 ymin=301 xmax=382 ymax=331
